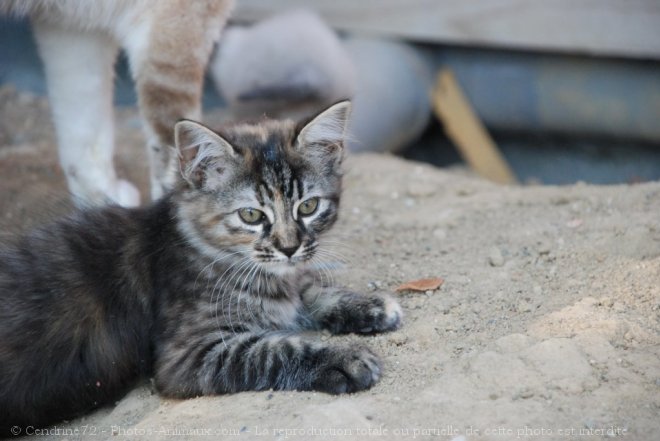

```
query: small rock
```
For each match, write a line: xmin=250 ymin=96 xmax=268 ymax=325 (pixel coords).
xmin=516 ymin=388 xmax=535 ymax=399
xmin=583 ymin=418 xmax=597 ymax=430
xmin=367 ymin=281 xmax=381 ymax=291
xmin=488 ymin=247 xmax=505 ymax=267
xmin=552 ymin=196 xmax=571 ymax=205
xmin=536 ymin=239 xmax=552 ymax=255
xmin=457 ymin=187 xmax=475 ymax=196
xmin=517 ymin=301 xmax=532 ymax=313
xmin=406 ymin=181 xmax=436 ymax=198
xmin=387 ymin=333 xmax=408 ymax=346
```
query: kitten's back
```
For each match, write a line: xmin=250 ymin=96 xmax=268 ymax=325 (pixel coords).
xmin=0 ymin=204 xmax=158 ymax=431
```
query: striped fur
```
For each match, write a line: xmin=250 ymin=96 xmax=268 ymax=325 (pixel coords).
xmin=0 ymin=102 xmax=402 ymax=434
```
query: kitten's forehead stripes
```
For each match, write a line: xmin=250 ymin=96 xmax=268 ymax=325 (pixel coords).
xmin=245 ymin=134 xmax=306 ymax=215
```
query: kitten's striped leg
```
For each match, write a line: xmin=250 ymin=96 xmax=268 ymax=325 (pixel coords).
xmin=155 ymin=331 xmax=381 ymax=397
xmin=32 ymin=23 xmax=140 ymax=207
xmin=301 ymin=287 xmax=403 ymax=334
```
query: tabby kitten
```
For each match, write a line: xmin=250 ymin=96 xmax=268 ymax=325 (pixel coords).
xmin=0 ymin=101 xmax=402 ymax=434
xmin=0 ymin=0 xmax=234 ymax=206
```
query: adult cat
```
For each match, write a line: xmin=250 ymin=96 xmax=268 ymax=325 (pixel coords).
xmin=0 ymin=101 xmax=402 ymax=434
xmin=0 ymin=0 xmax=234 ymax=206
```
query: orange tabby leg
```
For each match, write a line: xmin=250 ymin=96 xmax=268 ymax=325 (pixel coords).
xmin=120 ymin=0 xmax=233 ymax=200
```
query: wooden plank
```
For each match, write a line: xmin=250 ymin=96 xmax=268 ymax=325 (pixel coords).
xmin=232 ymin=0 xmax=660 ymax=59
xmin=432 ymin=69 xmax=517 ymax=185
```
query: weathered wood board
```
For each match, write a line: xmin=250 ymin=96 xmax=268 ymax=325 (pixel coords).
xmin=232 ymin=0 xmax=660 ymax=59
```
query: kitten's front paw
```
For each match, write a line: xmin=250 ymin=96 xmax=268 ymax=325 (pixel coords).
xmin=367 ymin=293 xmax=403 ymax=333
xmin=328 ymin=292 xmax=403 ymax=334
xmin=312 ymin=345 xmax=381 ymax=394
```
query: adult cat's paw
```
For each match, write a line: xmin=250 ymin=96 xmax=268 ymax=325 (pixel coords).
xmin=114 ymin=179 xmax=141 ymax=207
xmin=312 ymin=345 xmax=382 ymax=394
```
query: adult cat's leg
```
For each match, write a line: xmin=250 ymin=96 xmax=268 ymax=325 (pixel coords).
xmin=32 ymin=22 xmax=140 ymax=207
xmin=301 ymin=286 xmax=403 ymax=334
xmin=119 ymin=1 xmax=233 ymax=200
xmin=155 ymin=331 xmax=381 ymax=397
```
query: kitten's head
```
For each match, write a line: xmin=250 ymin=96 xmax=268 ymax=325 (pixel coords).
xmin=173 ymin=101 xmax=350 ymax=275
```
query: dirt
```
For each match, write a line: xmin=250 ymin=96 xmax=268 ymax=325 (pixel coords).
xmin=1 ymin=86 xmax=659 ymax=441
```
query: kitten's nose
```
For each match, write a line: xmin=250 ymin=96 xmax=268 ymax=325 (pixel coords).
xmin=279 ymin=246 xmax=299 ymax=258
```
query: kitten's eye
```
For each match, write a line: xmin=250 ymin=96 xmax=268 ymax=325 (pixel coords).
xmin=298 ymin=197 xmax=319 ymax=216
xmin=238 ymin=208 xmax=264 ymax=225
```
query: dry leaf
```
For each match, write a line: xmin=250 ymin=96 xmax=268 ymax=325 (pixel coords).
xmin=396 ymin=277 xmax=444 ymax=292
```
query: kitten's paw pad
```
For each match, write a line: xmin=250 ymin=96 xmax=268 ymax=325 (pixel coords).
xmin=314 ymin=346 xmax=381 ymax=394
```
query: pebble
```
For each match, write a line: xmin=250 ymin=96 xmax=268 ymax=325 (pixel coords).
xmin=515 ymin=387 xmax=535 ymax=399
xmin=367 ymin=281 xmax=383 ymax=291
xmin=387 ymin=333 xmax=408 ymax=346
xmin=517 ymin=301 xmax=532 ymax=313
xmin=583 ymin=418 xmax=597 ymax=430
xmin=488 ymin=247 xmax=505 ymax=267
xmin=536 ymin=239 xmax=552 ymax=255
xmin=406 ymin=181 xmax=436 ymax=197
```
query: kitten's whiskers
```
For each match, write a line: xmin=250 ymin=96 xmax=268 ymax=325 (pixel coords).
xmin=223 ymin=256 xmax=256 ymax=336
xmin=231 ymin=259 xmax=259 ymax=331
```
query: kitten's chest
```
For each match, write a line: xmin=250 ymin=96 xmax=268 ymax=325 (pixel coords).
xmin=192 ymin=273 xmax=304 ymax=332
xmin=255 ymin=293 xmax=307 ymax=330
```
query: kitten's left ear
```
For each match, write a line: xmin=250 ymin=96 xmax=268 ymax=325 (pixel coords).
xmin=296 ymin=100 xmax=351 ymax=165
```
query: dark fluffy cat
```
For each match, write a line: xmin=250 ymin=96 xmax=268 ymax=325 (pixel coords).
xmin=0 ymin=101 xmax=402 ymax=433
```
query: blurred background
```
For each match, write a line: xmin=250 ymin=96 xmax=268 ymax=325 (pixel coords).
xmin=2 ymin=0 xmax=660 ymax=185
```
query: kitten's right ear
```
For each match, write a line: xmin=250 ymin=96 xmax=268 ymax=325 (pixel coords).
xmin=174 ymin=120 xmax=237 ymax=188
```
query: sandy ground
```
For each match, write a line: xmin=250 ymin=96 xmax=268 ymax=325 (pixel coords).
xmin=1 ymin=86 xmax=659 ymax=441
